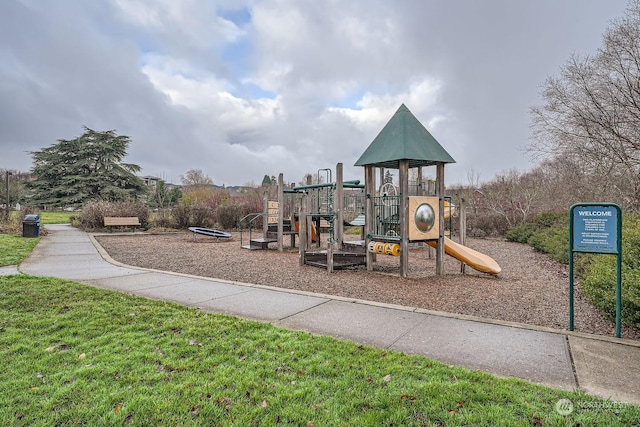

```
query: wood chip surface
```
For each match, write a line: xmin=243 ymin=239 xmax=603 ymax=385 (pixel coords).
xmin=95 ymin=232 xmax=640 ymax=340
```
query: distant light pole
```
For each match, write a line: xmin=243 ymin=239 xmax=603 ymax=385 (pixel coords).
xmin=5 ymin=171 xmax=12 ymax=210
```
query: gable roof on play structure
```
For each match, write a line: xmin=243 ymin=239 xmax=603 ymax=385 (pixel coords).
xmin=354 ymin=104 xmax=456 ymax=169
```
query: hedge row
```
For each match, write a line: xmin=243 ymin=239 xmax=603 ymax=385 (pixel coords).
xmin=76 ymin=199 xmax=262 ymax=231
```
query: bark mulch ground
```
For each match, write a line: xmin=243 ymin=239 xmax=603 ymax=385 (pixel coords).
xmin=95 ymin=231 xmax=640 ymax=340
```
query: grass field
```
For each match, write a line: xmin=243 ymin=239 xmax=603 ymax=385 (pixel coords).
xmin=1 ymin=228 xmax=638 ymax=425
xmin=0 ymin=275 xmax=638 ymax=426
xmin=37 ymin=211 xmax=75 ymax=224
xmin=0 ymin=234 xmax=39 ymax=266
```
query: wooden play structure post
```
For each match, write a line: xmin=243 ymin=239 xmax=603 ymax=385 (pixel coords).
xmin=364 ymin=164 xmax=375 ymax=271
xmin=436 ymin=162 xmax=445 ymax=275
xmin=399 ymin=160 xmax=409 ymax=278
xmin=262 ymin=192 xmax=269 ymax=240
xmin=277 ymin=173 xmax=284 ymax=251
xmin=427 ymin=179 xmax=436 ymax=259
xmin=335 ymin=163 xmax=344 ymax=249
xmin=298 ymin=192 xmax=307 ymax=266
xmin=459 ymin=196 xmax=467 ymax=274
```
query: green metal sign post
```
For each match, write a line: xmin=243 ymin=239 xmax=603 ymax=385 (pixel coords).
xmin=568 ymin=203 xmax=622 ymax=338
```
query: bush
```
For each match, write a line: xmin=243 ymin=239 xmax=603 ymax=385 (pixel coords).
xmin=466 ymin=213 xmax=510 ymax=237
xmin=0 ymin=207 xmax=37 ymax=234
xmin=506 ymin=212 xmax=567 ymax=244
xmin=527 ymin=225 xmax=569 ymax=264
xmin=190 ymin=204 xmax=213 ymax=227
xmin=170 ymin=202 xmax=216 ymax=228
xmin=581 ymin=214 xmax=640 ymax=328
xmin=171 ymin=204 xmax=191 ymax=229
xmin=77 ymin=200 xmax=150 ymax=230
xmin=215 ymin=203 xmax=249 ymax=230
xmin=507 ymin=211 xmax=640 ymax=327
xmin=505 ymin=222 xmax=537 ymax=243
xmin=152 ymin=209 xmax=174 ymax=228
xmin=506 ymin=212 xmax=569 ymax=263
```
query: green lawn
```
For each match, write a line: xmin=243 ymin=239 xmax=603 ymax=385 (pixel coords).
xmin=0 ymin=275 xmax=637 ymax=426
xmin=0 ymin=234 xmax=637 ymax=425
xmin=38 ymin=211 xmax=75 ymax=224
xmin=0 ymin=234 xmax=39 ymax=266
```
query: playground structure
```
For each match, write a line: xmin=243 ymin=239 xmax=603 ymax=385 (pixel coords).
xmin=239 ymin=104 xmax=501 ymax=277
xmin=239 ymin=167 xmax=368 ymax=270
xmin=355 ymin=104 xmax=500 ymax=277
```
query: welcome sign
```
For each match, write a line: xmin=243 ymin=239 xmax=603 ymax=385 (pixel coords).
xmin=572 ymin=206 xmax=618 ymax=253
xmin=568 ymin=203 xmax=622 ymax=337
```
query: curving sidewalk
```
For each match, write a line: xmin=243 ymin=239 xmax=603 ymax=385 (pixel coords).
xmin=15 ymin=224 xmax=640 ymax=405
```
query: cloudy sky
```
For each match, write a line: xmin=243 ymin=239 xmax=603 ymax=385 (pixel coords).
xmin=0 ymin=0 xmax=630 ymax=187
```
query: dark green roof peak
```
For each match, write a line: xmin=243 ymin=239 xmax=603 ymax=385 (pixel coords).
xmin=354 ymin=104 xmax=456 ymax=169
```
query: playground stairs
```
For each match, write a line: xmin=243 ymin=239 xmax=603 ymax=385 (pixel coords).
xmin=241 ymin=220 xmax=296 ymax=250
xmin=266 ymin=220 xmax=297 ymax=237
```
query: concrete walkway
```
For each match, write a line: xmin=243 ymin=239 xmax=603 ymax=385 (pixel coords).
xmin=12 ymin=224 xmax=640 ymax=405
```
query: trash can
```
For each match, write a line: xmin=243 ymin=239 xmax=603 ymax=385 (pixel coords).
xmin=22 ymin=214 xmax=41 ymax=238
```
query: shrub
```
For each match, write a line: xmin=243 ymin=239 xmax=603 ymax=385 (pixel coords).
xmin=505 ymin=222 xmax=537 ymax=243
xmin=506 ymin=212 xmax=567 ymax=244
xmin=581 ymin=214 xmax=640 ymax=328
xmin=190 ymin=204 xmax=213 ymax=227
xmin=466 ymin=213 xmax=509 ymax=237
xmin=0 ymin=207 xmax=37 ymax=234
xmin=506 ymin=212 xmax=569 ymax=264
xmin=215 ymin=203 xmax=245 ymax=230
xmin=469 ymin=228 xmax=487 ymax=238
xmin=171 ymin=204 xmax=191 ymax=229
xmin=169 ymin=202 xmax=216 ymax=228
xmin=507 ymin=211 xmax=640 ymax=327
xmin=527 ymin=225 xmax=569 ymax=264
xmin=152 ymin=209 xmax=174 ymax=228
xmin=77 ymin=200 xmax=150 ymax=230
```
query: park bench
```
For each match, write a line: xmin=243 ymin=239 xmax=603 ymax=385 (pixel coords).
xmin=104 ymin=216 xmax=141 ymax=232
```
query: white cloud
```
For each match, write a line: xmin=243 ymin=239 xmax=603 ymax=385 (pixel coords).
xmin=141 ymin=53 xmax=279 ymax=126
xmin=327 ymin=78 xmax=445 ymax=131
xmin=0 ymin=0 xmax=631 ymax=187
xmin=112 ymin=0 xmax=246 ymax=56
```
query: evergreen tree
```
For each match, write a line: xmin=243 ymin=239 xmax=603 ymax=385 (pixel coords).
xmin=261 ymin=175 xmax=272 ymax=186
xmin=28 ymin=127 xmax=146 ymax=207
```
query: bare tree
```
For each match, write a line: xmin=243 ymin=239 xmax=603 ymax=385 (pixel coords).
xmin=179 ymin=169 xmax=215 ymax=206
xmin=181 ymin=169 xmax=213 ymax=187
xmin=530 ymin=0 xmax=640 ymax=210
xmin=481 ymin=169 xmax=540 ymax=228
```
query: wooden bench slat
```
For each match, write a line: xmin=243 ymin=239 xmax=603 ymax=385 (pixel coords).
xmin=104 ymin=217 xmax=141 ymax=227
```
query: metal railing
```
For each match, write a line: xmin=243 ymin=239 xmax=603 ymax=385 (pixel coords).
xmin=369 ymin=194 xmax=401 ymax=241
xmin=238 ymin=212 xmax=266 ymax=247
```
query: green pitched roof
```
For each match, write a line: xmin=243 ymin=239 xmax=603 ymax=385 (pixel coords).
xmin=354 ymin=104 xmax=456 ymax=169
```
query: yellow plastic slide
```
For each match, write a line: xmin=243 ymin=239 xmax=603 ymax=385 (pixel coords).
xmin=427 ymin=237 xmax=501 ymax=275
